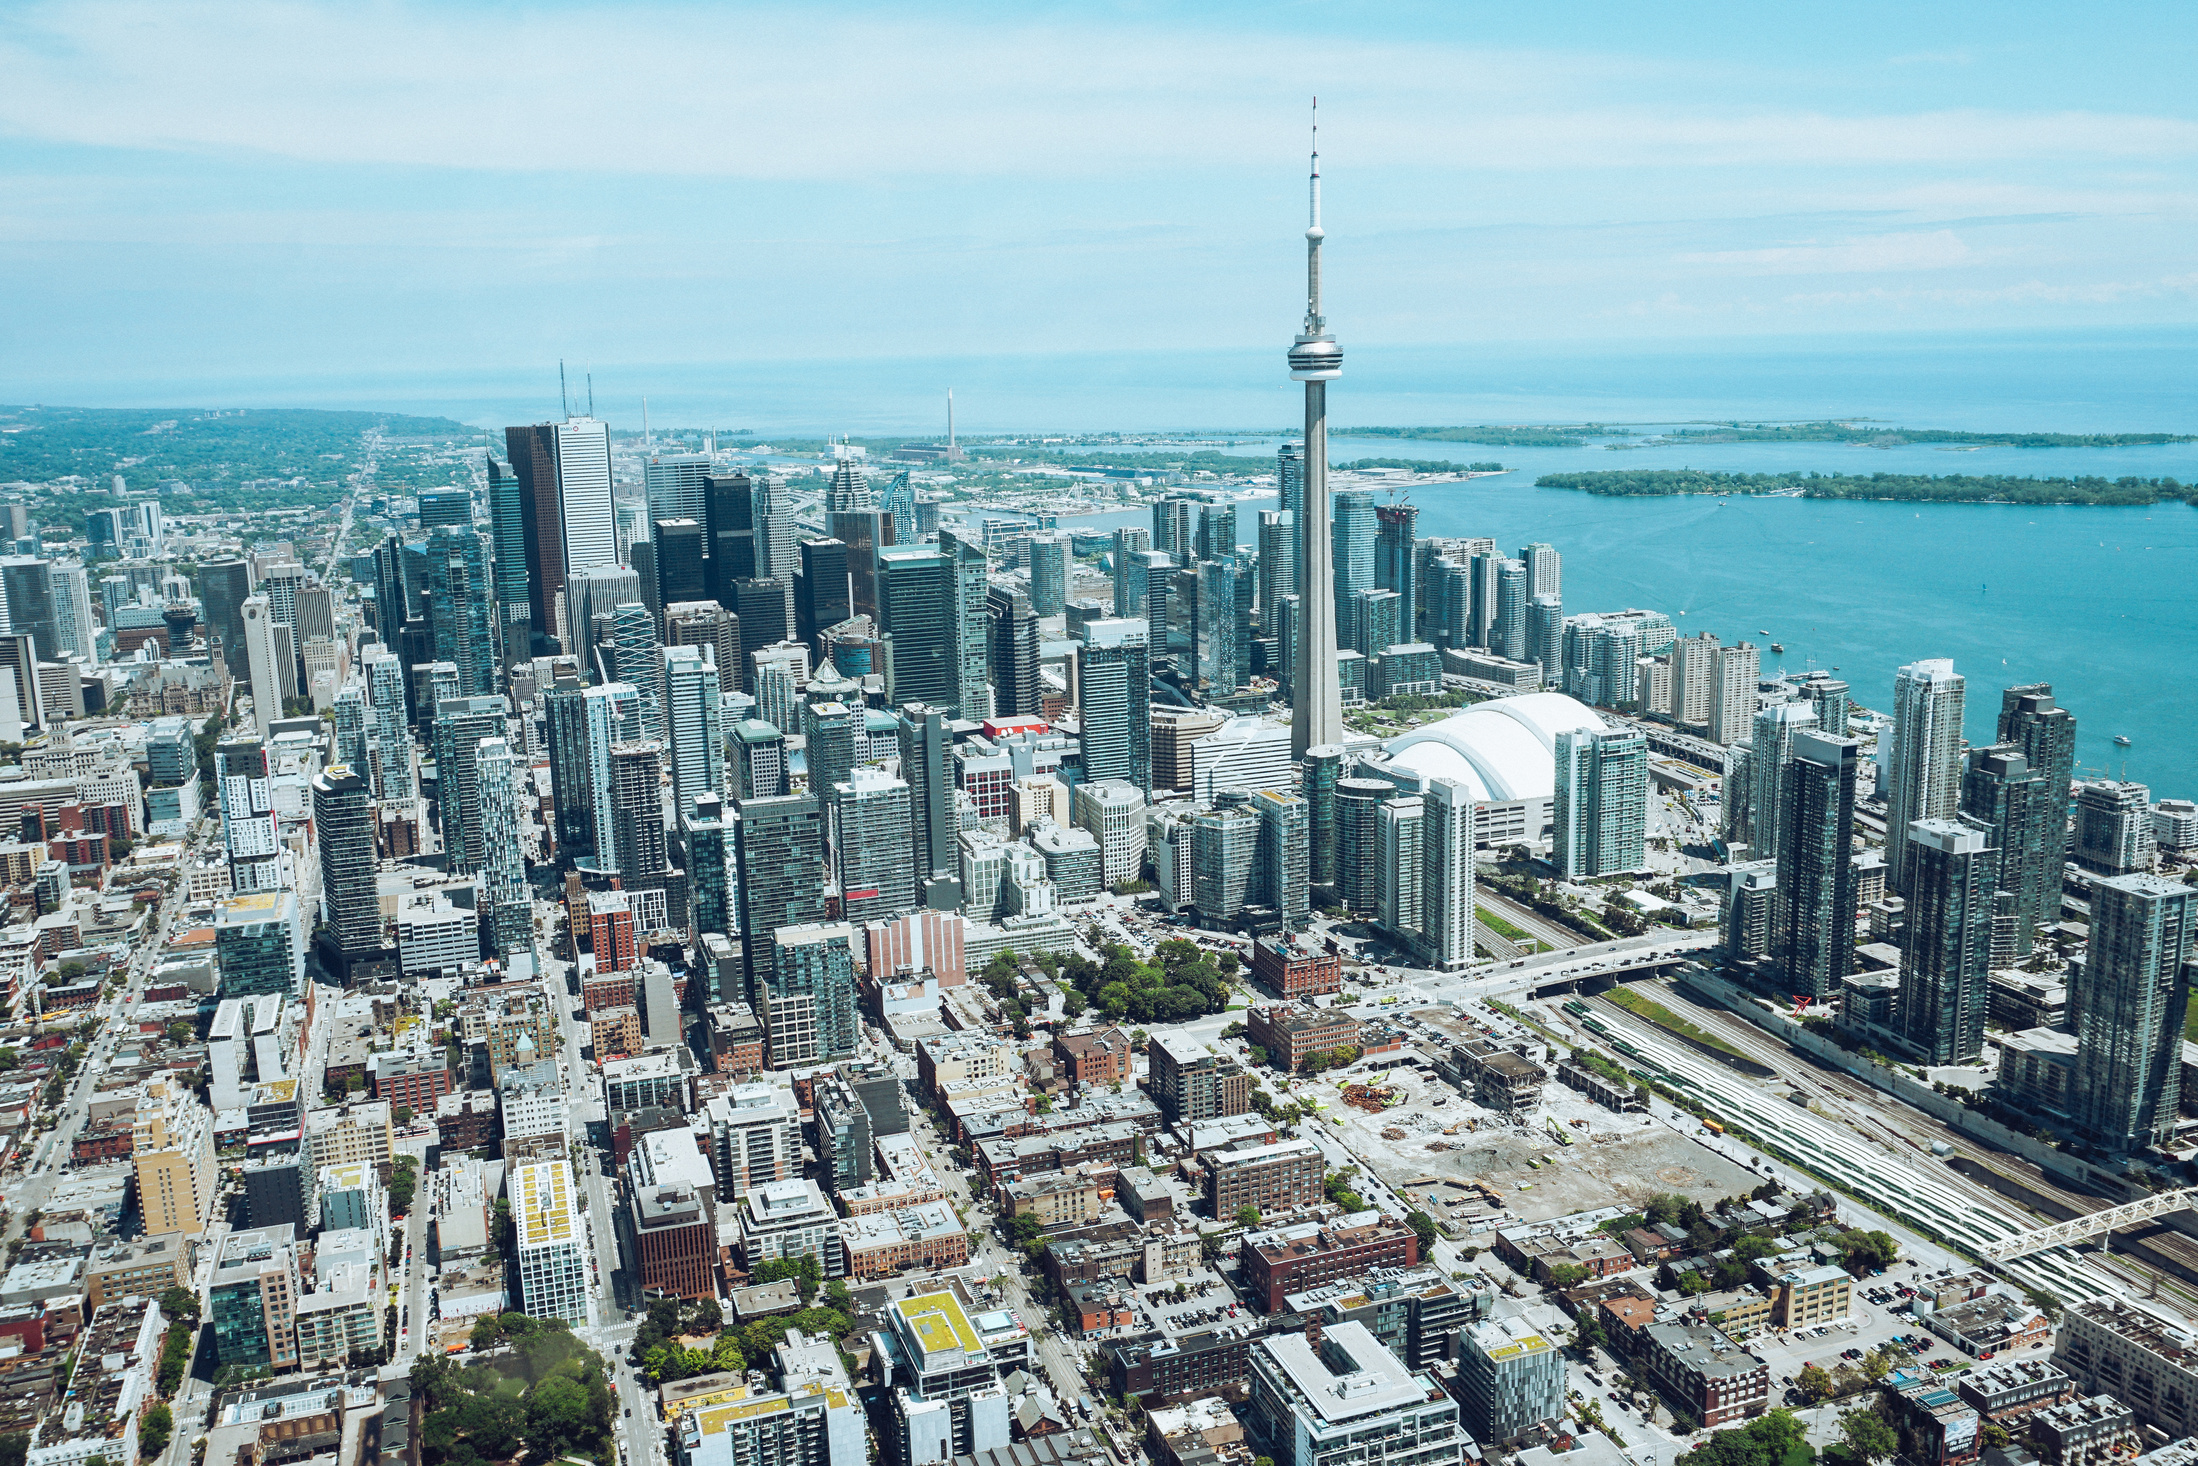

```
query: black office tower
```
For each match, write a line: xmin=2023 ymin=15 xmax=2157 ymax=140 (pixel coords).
xmin=731 ymin=578 xmax=789 ymax=691
xmin=987 ymin=586 xmax=1041 ymax=718
xmin=653 ymin=518 xmax=707 ymax=611
xmin=705 ymin=473 xmax=757 ymax=604
xmin=796 ymin=538 xmax=852 ymax=644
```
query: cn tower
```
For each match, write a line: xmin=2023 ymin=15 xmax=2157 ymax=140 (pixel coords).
xmin=1289 ymin=99 xmax=1344 ymax=759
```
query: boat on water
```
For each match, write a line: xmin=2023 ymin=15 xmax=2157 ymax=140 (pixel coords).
xmin=1770 ymin=643 xmax=1785 ymax=653
xmin=1758 ymin=629 xmax=1769 ymax=635
xmin=2115 ymin=736 xmax=2133 ymax=747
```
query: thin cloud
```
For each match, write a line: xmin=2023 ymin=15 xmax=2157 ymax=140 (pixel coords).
xmin=1679 ymin=230 xmax=1972 ymax=275
xmin=0 ymin=2 xmax=2196 ymax=179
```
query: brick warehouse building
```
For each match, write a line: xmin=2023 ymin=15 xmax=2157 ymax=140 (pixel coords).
xmin=1240 ymin=1213 xmax=1419 ymax=1312
xmin=1245 ymin=1003 xmax=1360 ymax=1073
xmin=1250 ymin=933 xmax=1341 ymax=998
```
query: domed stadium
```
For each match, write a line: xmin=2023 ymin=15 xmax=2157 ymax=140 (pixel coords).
xmin=1381 ymin=692 xmax=1612 ymax=804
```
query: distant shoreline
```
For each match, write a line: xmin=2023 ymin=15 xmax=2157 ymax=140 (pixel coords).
xmin=1536 ymin=468 xmax=2198 ymax=509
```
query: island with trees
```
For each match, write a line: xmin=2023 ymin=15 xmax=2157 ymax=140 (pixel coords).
xmin=1536 ymin=468 xmax=2198 ymax=507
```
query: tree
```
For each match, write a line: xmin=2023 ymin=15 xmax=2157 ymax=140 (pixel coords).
xmin=1837 ymin=1229 xmax=1900 ymax=1274
xmin=1545 ymin=1263 xmax=1589 ymax=1289
xmin=1575 ymin=1312 xmax=1606 ymax=1353
xmin=164 ymin=1021 xmax=193 ymax=1045
xmin=1235 ymin=1205 xmax=1262 ymax=1228
xmin=524 ymin=1374 xmax=595 ymax=1455
xmin=1840 ymin=1407 xmax=1898 ymax=1465
xmin=138 ymin=1404 xmax=172 ymax=1460
xmin=1861 ymin=1348 xmax=1892 ymax=1383
xmin=393 ymin=1105 xmax=412 ymax=1127
xmin=1797 ymin=1364 xmax=1834 ymax=1402
xmin=1403 ymin=1209 xmax=1439 ymax=1253
xmin=157 ymin=1286 xmax=201 ymax=1322
xmin=1732 ymin=1234 xmax=1778 ymax=1263
xmin=0 ymin=1432 xmax=26 ymax=1466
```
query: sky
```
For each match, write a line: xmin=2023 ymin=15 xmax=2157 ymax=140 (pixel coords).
xmin=6 ymin=0 xmax=2198 ymax=410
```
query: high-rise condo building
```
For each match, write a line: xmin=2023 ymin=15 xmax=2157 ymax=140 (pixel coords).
xmin=1553 ymin=727 xmax=1649 ymax=878
xmin=1776 ymin=731 xmax=1859 ymax=998
xmin=215 ymin=737 xmax=284 ymax=893
xmin=546 ymin=679 xmax=637 ymax=863
xmin=1898 ymin=818 xmax=1993 ymax=1064
xmin=2073 ymin=874 xmax=2192 ymax=1152
xmin=610 ymin=740 xmax=678 ymax=930
xmin=1525 ymin=593 xmax=1563 ymax=678
xmin=1490 ymin=559 xmax=1528 ymax=662
xmin=1519 ymin=541 xmax=1561 ymax=599
xmin=1073 ymin=618 xmax=1151 ymax=793
xmin=765 ymin=923 xmax=861 ymax=1069
xmin=2074 ymin=781 xmax=2155 ymax=876
xmin=311 ymin=765 xmax=380 ymax=967
xmin=1706 ymin=641 xmax=1760 ymax=746
xmin=834 ymin=768 xmax=916 ymax=928
xmin=513 ymin=1159 xmax=588 ymax=1324
xmin=362 ymin=646 xmax=412 ymax=799
xmin=1961 ymin=744 xmax=2051 ymax=958
xmin=240 ymin=593 xmax=282 ymax=737
xmin=663 ymin=645 xmax=723 ymax=815
xmin=737 ymin=793 xmax=829 ymax=1004
xmin=1419 ymin=776 xmax=1477 ymax=970
xmin=1256 ymin=510 xmax=1296 ymax=629
xmin=1998 ymin=684 xmax=2076 ymax=906
xmin=134 ymin=1075 xmax=217 ymax=1236
xmin=1111 ymin=526 xmax=1152 ymax=618
xmin=1374 ymin=503 xmax=1418 ymax=632
xmin=1330 ymin=490 xmax=1377 ymax=622
xmin=425 ymin=525 xmax=496 ymax=696
xmin=475 ymin=738 xmax=532 ymax=956
xmin=683 ymin=793 xmax=734 ymax=939
xmin=1885 ymin=658 xmax=1966 ymax=895
xmin=1026 ymin=532 xmax=1071 ymax=617
xmin=433 ymin=695 xmax=506 ymax=876
xmin=896 ymin=706 xmax=960 ymax=906
xmin=1252 ymin=788 xmax=1311 ymax=931
xmin=1748 ymin=700 xmax=1820 ymax=870
xmin=486 ymin=459 xmax=533 ymax=666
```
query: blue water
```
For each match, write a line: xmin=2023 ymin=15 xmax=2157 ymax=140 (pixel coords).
xmin=13 ymin=326 xmax=2196 ymax=793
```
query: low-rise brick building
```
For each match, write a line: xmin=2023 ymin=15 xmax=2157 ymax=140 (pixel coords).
xmin=1640 ymin=1321 xmax=1769 ymax=1428
xmin=1053 ymin=1027 xmax=1132 ymax=1087
xmin=436 ymin=1090 xmax=497 ymax=1152
xmin=1245 ymin=1004 xmax=1359 ymax=1074
xmin=1005 ymin=1169 xmax=1105 ymax=1228
xmin=1239 ymin=1212 xmax=1419 ymax=1312
xmin=1249 ymin=933 xmax=1340 ymax=998
xmin=368 ymin=1051 xmax=453 ymax=1114
xmin=1205 ymin=1137 xmax=1324 ymax=1219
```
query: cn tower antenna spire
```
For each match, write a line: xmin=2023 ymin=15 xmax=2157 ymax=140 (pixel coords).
xmin=1306 ymin=96 xmax=1324 ymax=334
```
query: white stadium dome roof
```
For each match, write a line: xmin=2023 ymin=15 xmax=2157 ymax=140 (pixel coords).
xmin=1381 ymin=692 xmax=1611 ymax=803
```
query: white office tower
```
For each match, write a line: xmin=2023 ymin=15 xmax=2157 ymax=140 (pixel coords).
xmin=1747 ymin=701 xmax=1820 ymax=870
xmin=663 ymin=645 xmax=724 ymax=814
xmin=475 ymin=738 xmax=532 ymax=957
xmin=1707 ymin=640 xmax=1760 ymax=746
xmin=241 ymin=593 xmax=282 ymax=738
xmin=1885 ymin=657 xmax=1967 ymax=894
xmin=643 ymin=451 xmax=711 ymax=524
xmin=1420 ymin=776 xmax=1477 ymax=970
xmin=705 ymin=1081 xmax=802 ymax=1201
xmin=555 ymin=417 xmax=617 ymax=587
xmin=1519 ymin=541 xmax=1561 ymax=599
xmin=1288 ymin=110 xmax=1344 ymax=760
xmin=50 ymin=561 xmax=95 ymax=662
xmin=1248 ymin=1322 xmax=1465 ymax=1466
xmin=361 ymin=647 xmax=413 ymax=800
xmin=511 ymin=1160 xmax=588 ymax=1324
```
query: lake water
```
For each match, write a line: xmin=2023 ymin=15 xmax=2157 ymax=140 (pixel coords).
xmin=21 ymin=326 xmax=2197 ymax=794
xmin=1063 ymin=425 xmax=2198 ymax=796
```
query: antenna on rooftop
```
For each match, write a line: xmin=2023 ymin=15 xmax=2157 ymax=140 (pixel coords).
xmin=587 ymin=374 xmax=595 ymax=417
xmin=560 ymin=361 xmax=569 ymax=419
